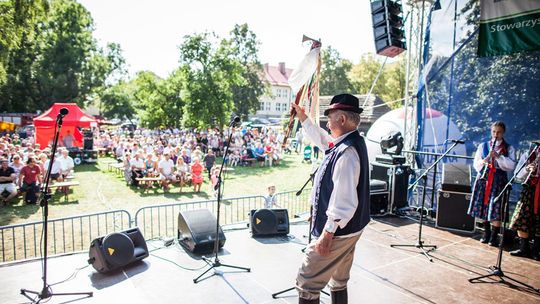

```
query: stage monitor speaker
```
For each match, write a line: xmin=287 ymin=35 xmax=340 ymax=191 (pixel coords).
xmin=177 ymin=209 xmax=226 ymax=254
xmin=250 ymin=209 xmax=289 ymax=236
xmin=442 ymin=163 xmax=471 ymax=193
xmin=436 ymin=190 xmax=475 ymax=233
xmin=88 ymin=227 xmax=149 ymax=273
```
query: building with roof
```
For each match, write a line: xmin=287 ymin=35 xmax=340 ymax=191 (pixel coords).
xmin=256 ymin=63 xmax=294 ymax=118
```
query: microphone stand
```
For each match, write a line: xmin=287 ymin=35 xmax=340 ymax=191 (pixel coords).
xmin=391 ymin=141 xmax=461 ymax=262
xmin=20 ymin=112 xmax=93 ymax=302
xmin=272 ymin=168 xmax=329 ymax=299
xmin=193 ymin=121 xmax=250 ymax=283
xmin=469 ymin=143 xmax=540 ymax=292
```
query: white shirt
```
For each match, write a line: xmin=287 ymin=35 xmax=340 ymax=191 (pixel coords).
xmin=301 ymin=119 xmax=361 ymax=236
xmin=473 ymin=140 xmax=516 ymax=173
xmin=44 ymin=159 xmax=62 ymax=175
xmin=158 ymin=159 xmax=175 ymax=175
xmin=130 ymin=158 xmax=145 ymax=170
xmin=58 ymin=155 xmax=74 ymax=174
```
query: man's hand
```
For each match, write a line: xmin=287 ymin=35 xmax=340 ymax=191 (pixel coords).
xmin=314 ymin=230 xmax=334 ymax=256
xmin=291 ymin=103 xmax=308 ymax=123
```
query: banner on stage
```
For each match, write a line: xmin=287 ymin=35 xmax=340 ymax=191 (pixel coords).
xmin=478 ymin=0 xmax=540 ymax=57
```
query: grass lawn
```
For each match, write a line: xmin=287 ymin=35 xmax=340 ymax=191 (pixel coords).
xmin=0 ymin=152 xmax=318 ymax=226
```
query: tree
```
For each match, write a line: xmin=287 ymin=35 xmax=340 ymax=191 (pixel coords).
xmin=225 ymin=24 xmax=267 ymax=120
xmin=319 ymin=46 xmax=354 ymax=96
xmin=178 ymin=32 xmax=237 ymax=128
xmin=0 ymin=0 xmax=125 ymax=113
xmin=0 ymin=0 xmax=48 ymax=85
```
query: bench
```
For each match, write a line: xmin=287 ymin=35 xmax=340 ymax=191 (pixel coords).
xmin=108 ymin=163 xmax=124 ymax=175
xmin=135 ymin=177 xmax=162 ymax=192
xmin=48 ymin=181 xmax=80 ymax=202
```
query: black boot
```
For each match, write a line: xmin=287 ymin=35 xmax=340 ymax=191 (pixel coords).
xmin=532 ymin=237 xmax=540 ymax=261
xmin=331 ymin=289 xmax=348 ymax=304
xmin=299 ymin=297 xmax=319 ymax=304
xmin=510 ymin=237 xmax=531 ymax=257
xmin=488 ymin=226 xmax=500 ymax=247
xmin=480 ymin=224 xmax=491 ymax=243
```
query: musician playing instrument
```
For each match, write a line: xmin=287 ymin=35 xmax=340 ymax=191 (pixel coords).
xmin=468 ymin=121 xmax=516 ymax=246
xmin=509 ymin=145 xmax=540 ymax=259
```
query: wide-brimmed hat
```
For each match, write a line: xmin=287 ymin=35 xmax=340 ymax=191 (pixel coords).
xmin=324 ymin=94 xmax=363 ymax=116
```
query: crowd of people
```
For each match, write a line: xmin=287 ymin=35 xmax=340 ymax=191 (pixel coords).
xmin=93 ymin=125 xmax=292 ymax=192
xmin=0 ymin=133 xmax=75 ymax=205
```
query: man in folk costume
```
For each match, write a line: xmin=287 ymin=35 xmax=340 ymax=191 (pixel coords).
xmin=509 ymin=145 xmax=540 ymax=259
xmin=468 ymin=121 xmax=516 ymax=246
xmin=291 ymin=94 xmax=370 ymax=304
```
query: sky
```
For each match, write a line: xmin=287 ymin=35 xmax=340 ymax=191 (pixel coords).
xmin=78 ymin=0 xmax=376 ymax=78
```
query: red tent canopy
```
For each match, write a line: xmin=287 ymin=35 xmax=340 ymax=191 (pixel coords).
xmin=33 ymin=103 xmax=97 ymax=149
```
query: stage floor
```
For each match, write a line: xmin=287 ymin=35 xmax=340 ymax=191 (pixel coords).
xmin=1 ymin=216 xmax=539 ymax=304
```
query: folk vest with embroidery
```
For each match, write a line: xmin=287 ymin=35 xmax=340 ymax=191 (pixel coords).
xmin=312 ymin=131 xmax=370 ymax=237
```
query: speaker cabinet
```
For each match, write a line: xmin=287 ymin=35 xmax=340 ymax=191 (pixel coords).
xmin=250 ymin=209 xmax=289 ymax=236
xmin=371 ymin=161 xmax=410 ymax=212
xmin=177 ymin=209 xmax=226 ymax=254
xmin=88 ymin=227 xmax=149 ymax=273
xmin=436 ymin=190 xmax=475 ymax=232
xmin=442 ymin=163 xmax=471 ymax=193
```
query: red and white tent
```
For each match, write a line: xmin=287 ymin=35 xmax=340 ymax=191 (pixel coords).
xmin=33 ymin=103 xmax=97 ymax=149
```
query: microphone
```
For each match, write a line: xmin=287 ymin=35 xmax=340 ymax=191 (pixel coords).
xmin=450 ymin=139 xmax=465 ymax=144
xmin=230 ymin=116 xmax=240 ymax=127
xmin=58 ymin=107 xmax=69 ymax=117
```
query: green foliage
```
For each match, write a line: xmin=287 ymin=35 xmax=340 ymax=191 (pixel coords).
xmin=349 ymin=54 xmax=406 ymax=107
xmin=225 ymin=24 xmax=267 ymax=120
xmin=0 ymin=0 xmax=125 ymax=112
xmin=319 ymin=46 xmax=354 ymax=96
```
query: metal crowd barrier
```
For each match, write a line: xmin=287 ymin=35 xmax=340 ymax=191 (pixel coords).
xmin=0 ymin=210 xmax=131 ymax=262
xmin=0 ymin=190 xmax=312 ymax=262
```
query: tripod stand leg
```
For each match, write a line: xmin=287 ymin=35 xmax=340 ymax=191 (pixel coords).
xmin=193 ymin=265 xmax=216 ymax=283
xmin=272 ymin=287 xmax=295 ymax=298
xmin=218 ymin=263 xmax=251 ymax=272
xmin=271 ymin=287 xmax=330 ymax=299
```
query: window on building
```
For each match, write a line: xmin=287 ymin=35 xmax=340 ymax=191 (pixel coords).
xmin=276 ymin=103 xmax=281 ymax=112
xmin=260 ymin=102 xmax=265 ymax=111
xmin=265 ymin=102 xmax=271 ymax=111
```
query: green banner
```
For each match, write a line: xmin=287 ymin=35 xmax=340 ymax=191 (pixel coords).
xmin=478 ymin=0 xmax=540 ymax=57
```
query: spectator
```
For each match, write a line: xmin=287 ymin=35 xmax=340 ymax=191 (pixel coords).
xmin=158 ymin=153 xmax=176 ymax=191
xmin=191 ymin=158 xmax=203 ymax=193
xmin=58 ymin=149 xmax=75 ymax=178
xmin=263 ymin=185 xmax=280 ymax=209
xmin=203 ymin=149 xmax=216 ymax=180
xmin=19 ymin=157 xmax=42 ymax=204
xmin=0 ymin=158 xmax=18 ymax=205
xmin=62 ymin=130 xmax=75 ymax=148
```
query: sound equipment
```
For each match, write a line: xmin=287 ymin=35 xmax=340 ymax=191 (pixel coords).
xmin=250 ymin=209 xmax=289 ymax=236
xmin=370 ymin=179 xmax=389 ymax=215
xmin=88 ymin=227 xmax=149 ymax=273
xmin=442 ymin=163 xmax=472 ymax=193
xmin=371 ymin=161 xmax=410 ymax=213
xmin=177 ymin=209 xmax=226 ymax=254
xmin=436 ymin=190 xmax=475 ymax=232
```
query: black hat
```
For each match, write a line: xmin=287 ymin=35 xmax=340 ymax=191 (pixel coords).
xmin=324 ymin=94 xmax=363 ymax=116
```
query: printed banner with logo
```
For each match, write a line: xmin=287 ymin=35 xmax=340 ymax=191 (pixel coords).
xmin=478 ymin=0 xmax=540 ymax=57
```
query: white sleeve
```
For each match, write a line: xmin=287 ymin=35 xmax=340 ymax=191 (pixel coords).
xmin=324 ymin=147 xmax=360 ymax=232
xmin=497 ymin=145 xmax=516 ymax=172
xmin=301 ymin=119 xmax=333 ymax=151
xmin=473 ymin=144 xmax=485 ymax=173
xmin=515 ymin=153 xmax=529 ymax=180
